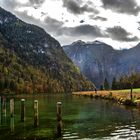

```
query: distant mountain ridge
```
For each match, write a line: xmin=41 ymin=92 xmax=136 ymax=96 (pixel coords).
xmin=0 ymin=7 xmax=95 ymax=93
xmin=63 ymin=40 xmax=140 ymax=88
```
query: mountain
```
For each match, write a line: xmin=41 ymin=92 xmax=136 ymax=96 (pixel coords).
xmin=63 ymin=40 xmax=140 ymax=88
xmin=0 ymin=7 xmax=95 ymax=94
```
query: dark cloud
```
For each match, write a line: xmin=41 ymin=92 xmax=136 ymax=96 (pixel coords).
xmin=1 ymin=0 xmax=19 ymax=10
xmin=29 ymin=0 xmax=45 ymax=5
xmin=71 ymin=25 xmax=106 ymax=37
xmin=15 ymin=10 xmax=40 ymax=24
xmin=57 ymin=24 xmax=107 ymax=38
xmin=41 ymin=12 xmax=47 ymax=17
xmin=101 ymin=0 xmax=140 ymax=15
xmin=80 ymin=20 xmax=85 ymax=23
xmin=1 ymin=0 xmax=45 ymax=10
xmin=43 ymin=16 xmax=64 ymax=32
xmin=29 ymin=0 xmax=45 ymax=8
xmin=106 ymin=26 xmax=139 ymax=42
xmin=90 ymin=16 xmax=107 ymax=21
xmin=62 ymin=0 xmax=99 ymax=15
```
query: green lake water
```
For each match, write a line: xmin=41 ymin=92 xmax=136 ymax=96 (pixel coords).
xmin=0 ymin=94 xmax=140 ymax=140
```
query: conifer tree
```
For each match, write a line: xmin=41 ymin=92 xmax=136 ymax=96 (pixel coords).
xmin=104 ymin=78 xmax=109 ymax=90
xmin=112 ymin=77 xmax=117 ymax=90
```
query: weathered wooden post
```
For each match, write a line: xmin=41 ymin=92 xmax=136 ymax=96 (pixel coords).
xmin=1 ymin=96 xmax=6 ymax=125
xmin=95 ymin=88 xmax=97 ymax=94
xmin=10 ymin=98 xmax=14 ymax=117
xmin=10 ymin=98 xmax=14 ymax=132
xmin=130 ymin=83 xmax=133 ymax=100
xmin=57 ymin=102 xmax=62 ymax=137
xmin=0 ymin=96 xmax=1 ymax=125
xmin=21 ymin=99 xmax=25 ymax=122
xmin=34 ymin=100 xmax=39 ymax=127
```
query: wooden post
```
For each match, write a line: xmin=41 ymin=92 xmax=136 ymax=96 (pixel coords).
xmin=95 ymin=88 xmax=97 ymax=94
xmin=10 ymin=98 xmax=14 ymax=117
xmin=10 ymin=98 xmax=14 ymax=132
xmin=130 ymin=83 xmax=133 ymax=100
xmin=21 ymin=99 xmax=25 ymax=122
xmin=34 ymin=100 xmax=39 ymax=127
xmin=0 ymin=96 xmax=1 ymax=125
xmin=57 ymin=102 xmax=62 ymax=137
xmin=1 ymin=96 xmax=6 ymax=125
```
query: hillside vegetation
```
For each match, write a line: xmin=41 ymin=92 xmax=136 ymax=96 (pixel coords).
xmin=0 ymin=7 xmax=94 ymax=94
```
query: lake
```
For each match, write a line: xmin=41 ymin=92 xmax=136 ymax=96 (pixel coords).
xmin=0 ymin=94 xmax=140 ymax=140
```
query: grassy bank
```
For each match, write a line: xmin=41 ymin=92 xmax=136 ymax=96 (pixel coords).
xmin=73 ymin=88 xmax=140 ymax=106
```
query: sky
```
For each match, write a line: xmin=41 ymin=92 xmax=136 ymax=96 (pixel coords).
xmin=0 ymin=0 xmax=140 ymax=49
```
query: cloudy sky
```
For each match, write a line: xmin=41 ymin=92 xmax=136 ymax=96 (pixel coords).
xmin=0 ymin=0 xmax=140 ymax=49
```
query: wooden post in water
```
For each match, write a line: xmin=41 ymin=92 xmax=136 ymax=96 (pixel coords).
xmin=0 ymin=96 xmax=1 ymax=125
xmin=34 ymin=100 xmax=39 ymax=127
xmin=21 ymin=99 xmax=25 ymax=122
xmin=10 ymin=98 xmax=14 ymax=117
xmin=1 ymin=96 xmax=6 ymax=125
xmin=10 ymin=98 xmax=14 ymax=132
xmin=56 ymin=102 xmax=62 ymax=137
xmin=130 ymin=83 xmax=133 ymax=100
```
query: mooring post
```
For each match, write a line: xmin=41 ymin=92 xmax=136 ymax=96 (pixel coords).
xmin=10 ymin=98 xmax=14 ymax=132
xmin=21 ymin=99 xmax=25 ymax=122
xmin=57 ymin=102 xmax=62 ymax=137
xmin=130 ymin=83 xmax=133 ymax=100
xmin=0 ymin=96 xmax=1 ymax=125
xmin=34 ymin=100 xmax=39 ymax=127
xmin=10 ymin=98 xmax=14 ymax=117
xmin=1 ymin=96 xmax=6 ymax=125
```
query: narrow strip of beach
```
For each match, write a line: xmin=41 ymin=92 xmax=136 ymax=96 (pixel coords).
xmin=73 ymin=89 xmax=140 ymax=106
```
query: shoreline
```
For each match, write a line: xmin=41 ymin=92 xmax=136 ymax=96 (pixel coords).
xmin=72 ymin=90 xmax=140 ymax=107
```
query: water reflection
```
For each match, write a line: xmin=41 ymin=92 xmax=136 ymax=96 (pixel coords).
xmin=10 ymin=115 xmax=14 ymax=133
xmin=130 ymin=110 xmax=139 ymax=140
xmin=10 ymin=98 xmax=14 ymax=133
xmin=0 ymin=97 xmax=1 ymax=125
xmin=0 ymin=95 xmax=139 ymax=140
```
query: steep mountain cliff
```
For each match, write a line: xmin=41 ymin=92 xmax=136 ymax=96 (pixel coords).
xmin=63 ymin=40 xmax=140 ymax=88
xmin=0 ymin=7 xmax=95 ymax=93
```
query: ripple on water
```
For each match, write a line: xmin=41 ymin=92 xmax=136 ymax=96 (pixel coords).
xmin=63 ymin=129 xmax=79 ymax=139
xmin=109 ymin=124 xmax=140 ymax=140
xmin=62 ymin=124 xmax=140 ymax=140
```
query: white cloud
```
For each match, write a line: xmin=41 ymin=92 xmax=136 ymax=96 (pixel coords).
xmin=15 ymin=0 xmax=29 ymax=4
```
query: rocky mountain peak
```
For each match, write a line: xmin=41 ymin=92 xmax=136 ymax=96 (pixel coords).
xmin=63 ymin=40 xmax=140 ymax=88
xmin=93 ymin=40 xmax=104 ymax=44
xmin=71 ymin=40 xmax=86 ymax=46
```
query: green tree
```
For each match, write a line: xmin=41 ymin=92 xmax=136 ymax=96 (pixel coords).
xmin=10 ymin=80 xmax=17 ymax=91
xmin=100 ymin=85 xmax=104 ymax=90
xmin=112 ymin=77 xmax=117 ymax=90
xmin=104 ymin=78 xmax=109 ymax=90
xmin=4 ymin=78 xmax=10 ymax=89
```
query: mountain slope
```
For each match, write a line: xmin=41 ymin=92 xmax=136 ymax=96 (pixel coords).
xmin=0 ymin=7 xmax=95 ymax=93
xmin=63 ymin=40 xmax=140 ymax=88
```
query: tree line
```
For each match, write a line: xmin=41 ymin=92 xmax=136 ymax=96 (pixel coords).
xmin=100 ymin=73 xmax=140 ymax=90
